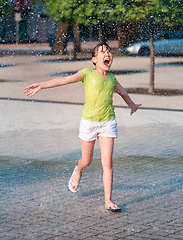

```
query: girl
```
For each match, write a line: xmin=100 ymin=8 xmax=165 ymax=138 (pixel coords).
xmin=24 ymin=43 xmax=141 ymax=211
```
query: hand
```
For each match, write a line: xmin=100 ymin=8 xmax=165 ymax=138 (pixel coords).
xmin=130 ymin=104 xmax=142 ymax=115
xmin=23 ymin=83 xmax=41 ymax=97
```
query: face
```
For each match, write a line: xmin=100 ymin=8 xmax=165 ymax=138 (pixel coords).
xmin=92 ymin=45 xmax=113 ymax=71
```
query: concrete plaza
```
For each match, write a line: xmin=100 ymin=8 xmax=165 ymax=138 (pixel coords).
xmin=0 ymin=44 xmax=183 ymax=239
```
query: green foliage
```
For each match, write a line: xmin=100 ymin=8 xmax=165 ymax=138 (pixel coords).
xmin=44 ymin=0 xmax=78 ymax=23
xmin=41 ymin=0 xmax=117 ymax=24
xmin=155 ymin=0 xmax=183 ymax=26
xmin=0 ymin=0 xmax=13 ymax=18
xmin=113 ymin=0 xmax=183 ymax=27
xmin=73 ymin=0 xmax=117 ymax=25
xmin=34 ymin=0 xmax=183 ymax=27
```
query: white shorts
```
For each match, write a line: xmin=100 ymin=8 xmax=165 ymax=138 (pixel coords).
xmin=79 ymin=118 xmax=118 ymax=141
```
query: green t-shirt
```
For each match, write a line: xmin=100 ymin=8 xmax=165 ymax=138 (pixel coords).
xmin=79 ymin=68 xmax=117 ymax=122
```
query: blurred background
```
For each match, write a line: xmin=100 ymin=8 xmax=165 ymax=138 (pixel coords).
xmin=0 ymin=0 xmax=182 ymax=54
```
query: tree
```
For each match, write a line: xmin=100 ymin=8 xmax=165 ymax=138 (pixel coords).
xmin=155 ymin=0 xmax=183 ymax=27
xmin=73 ymin=0 xmax=116 ymax=43
xmin=0 ymin=0 xmax=13 ymax=18
xmin=0 ymin=0 xmax=13 ymax=40
xmin=113 ymin=0 xmax=183 ymax=94
xmin=42 ymin=0 xmax=116 ymax=54
xmin=41 ymin=0 xmax=81 ymax=55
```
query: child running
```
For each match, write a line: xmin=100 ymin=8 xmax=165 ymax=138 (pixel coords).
xmin=23 ymin=43 xmax=141 ymax=212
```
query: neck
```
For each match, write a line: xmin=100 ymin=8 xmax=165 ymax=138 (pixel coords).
xmin=94 ymin=67 xmax=108 ymax=78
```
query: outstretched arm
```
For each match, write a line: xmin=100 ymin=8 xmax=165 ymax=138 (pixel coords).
xmin=114 ymin=81 xmax=141 ymax=115
xmin=23 ymin=71 xmax=83 ymax=97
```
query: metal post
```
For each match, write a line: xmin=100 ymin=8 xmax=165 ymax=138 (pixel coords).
xmin=15 ymin=12 xmax=21 ymax=44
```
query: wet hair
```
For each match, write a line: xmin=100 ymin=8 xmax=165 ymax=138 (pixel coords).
xmin=92 ymin=43 xmax=111 ymax=65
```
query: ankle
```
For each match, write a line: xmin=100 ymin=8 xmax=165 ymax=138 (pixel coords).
xmin=105 ymin=200 xmax=112 ymax=208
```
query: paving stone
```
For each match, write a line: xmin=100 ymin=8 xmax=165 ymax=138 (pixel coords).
xmin=1 ymin=53 xmax=183 ymax=239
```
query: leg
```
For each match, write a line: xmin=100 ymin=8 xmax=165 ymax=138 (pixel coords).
xmin=99 ymin=136 xmax=120 ymax=210
xmin=70 ymin=139 xmax=95 ymax=192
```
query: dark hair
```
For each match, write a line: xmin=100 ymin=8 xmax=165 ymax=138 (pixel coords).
xmin=92 ymin=43 xmax=111 ymax=65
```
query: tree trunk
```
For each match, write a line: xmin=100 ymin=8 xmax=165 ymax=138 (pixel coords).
xmin=52 ymin=22 xmax=69 ymax=54
xmin=148 ymin=34 xmax=155 ymax=94
xmin=72 ymin=23 xmax=81 ymax=60
xmin=118 ymin=24 xmax=127 ymax=49
xmin=98 ymin=25 xmax=103 ymax=43
xmin=72 ymin=23 xmax=81 ymax=52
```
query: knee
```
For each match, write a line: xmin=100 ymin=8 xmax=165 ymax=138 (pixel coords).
xmin=79 ymin=157 xmax=92 ymax=169
xmin=105 ymin=164 xmax=113 ymax=171
xmin=102 ymin=158 xmax=113 ymax=171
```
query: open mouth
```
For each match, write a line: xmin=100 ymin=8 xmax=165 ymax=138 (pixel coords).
xmin=104 ymin=59 xmax=110 ymax=67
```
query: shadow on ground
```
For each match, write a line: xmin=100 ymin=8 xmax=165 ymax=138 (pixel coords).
xmin=125 ymin=88 xmax=183 ymax=96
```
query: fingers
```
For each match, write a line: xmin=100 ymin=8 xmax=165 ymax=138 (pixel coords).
xmin=23 ymin=86 xmax=31 ymax=91
xmin=130 ymin=104 xmax=142 ymax=115
xmin=135 ymin=104 xmax=142 ymax=110
xmin=137 ymin=104 xmax=142 ymax=108
xmin=23 ymin=84 xmax=37 ymax=91
xmin=26 ymin=88 xmax=39 ymax=97
xmin=24 ymin=91 xmax=33 ymax=97
xmin=26 ymin=91 xmax=36 ymax=97
xmin=23 ymin=84 xmax=40 ymax=97
xmin=23 ymin=88 xmax=33 ymax=96
xmin=130 ymin=109 xmax=136 ymax=115
xmin=29 ymin=92 xmax=36 ymax=97
xmin=23 ymin=89 xmax=30 ymax=95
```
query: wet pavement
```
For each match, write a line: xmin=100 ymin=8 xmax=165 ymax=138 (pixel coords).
xmin=0 ymin=44 xmax=183 ymax=239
